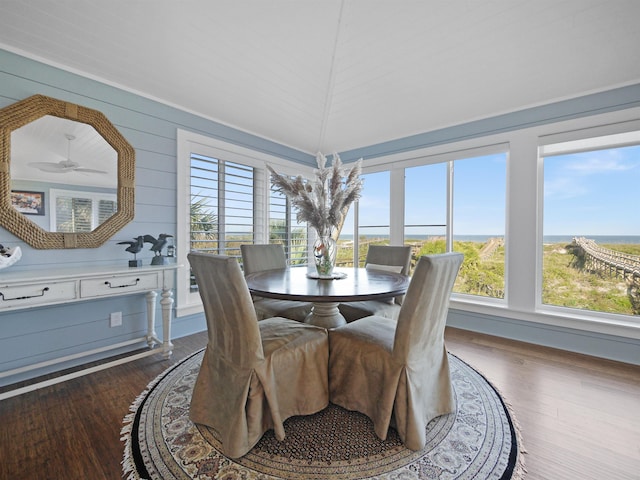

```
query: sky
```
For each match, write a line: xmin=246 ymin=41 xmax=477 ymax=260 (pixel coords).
xmin=341 ymin=145 xmax=640 ymax=238
xmin=342 ymin=153 xmax=507 ymax=237
xmin=544 ymin=144 xmax=640 ymax=236
xmin=193 ymin=141 xmax=640 ymax=239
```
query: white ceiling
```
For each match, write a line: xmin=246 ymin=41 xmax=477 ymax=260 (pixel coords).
xmin=1 ymin=0 xmax=639 ymax=155
xmin=11 ymin=116 xmax=118 ymax=188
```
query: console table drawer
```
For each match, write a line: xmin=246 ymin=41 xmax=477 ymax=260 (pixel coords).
xmin=0 ymin=281 xmax=77 ymax=310
xmin=80 ymin=272 xmax=160 ymax=298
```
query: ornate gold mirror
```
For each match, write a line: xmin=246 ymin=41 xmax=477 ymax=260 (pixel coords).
xmin=0 ymin=95 xmax=135 ymax=249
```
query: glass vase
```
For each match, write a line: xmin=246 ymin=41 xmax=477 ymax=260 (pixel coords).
xmin=313 ymin=232 xmax=337 ymax=278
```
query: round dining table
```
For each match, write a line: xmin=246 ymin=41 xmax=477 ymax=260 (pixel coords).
xmin=244 ymin=266 xmax=410 ymax=328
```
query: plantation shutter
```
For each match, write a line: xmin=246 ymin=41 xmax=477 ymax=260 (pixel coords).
xmin=98 ymin=199 xmax=117 ymax=224
xmin=55 ymin=194 xmax=117 ymax=233
xmin=56 ymin=196 xmax=92 ymax=232
xmin=190 ymin=153 xmax=256 ymax=290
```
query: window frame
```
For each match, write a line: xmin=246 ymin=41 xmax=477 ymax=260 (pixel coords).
xmin=175 ymin=107 xmax=640 ymax=339
xmin=176 ymin=129 xmax=313 ymax=317
xmin=536 ymin=121 xmax=640 ymax=322
xmin=358 ymin=143 xmax=508 ymax=299
xmin=358 ymin=108 xmax=640 ymax=339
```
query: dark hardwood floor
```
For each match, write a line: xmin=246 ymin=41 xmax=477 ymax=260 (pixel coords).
xmin=0 ymin=327 xmax=638 ymax=480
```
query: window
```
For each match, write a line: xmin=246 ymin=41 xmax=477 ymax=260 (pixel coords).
xmin=352 ymin=171 xmax=391 ymax=266
xmin=176 ymin=109 xmax=640 ymax=341
xmin=190 ymin=154 xmax=255 ymax=259
xmin=452 ymin=154 xmax=507 ymax=299
xmin=50 ymin=188 xmax=116 ymax=232
xmin=541 ymin=131 xmax=640 ymax=318
xmin=269 ymin=185 xmax=308 ymax=265
xmin=176 ymin=129 xmax=313 ymax=316
xmin=405 ymin=162 xmax=447 ymax=248
xmin=404 ymin=152 xmax=507 ymax=299
xmin=338 ymin=206 xmax=356 ymax=267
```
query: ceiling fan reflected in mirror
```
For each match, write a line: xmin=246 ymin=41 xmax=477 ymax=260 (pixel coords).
xmin=28 ymin=134 xmax=108 ymax=174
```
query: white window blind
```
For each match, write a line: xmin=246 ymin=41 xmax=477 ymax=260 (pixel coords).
xmin=51 ymin=189 xmax=117 ymax=233
xmin=176 ymin=128 xmax=313 ymax=317
xmin=190 ymin=153 xmax=255 ymax=258
xmin=98 ymin=199 xmax=117 ymax=224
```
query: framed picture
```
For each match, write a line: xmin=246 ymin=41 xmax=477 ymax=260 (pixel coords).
xmin=11 ymin=190 xmax=45 ymax=215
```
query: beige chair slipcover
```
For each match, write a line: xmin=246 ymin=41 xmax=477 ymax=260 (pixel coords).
xmin=338 ymin=245 xmax=412 ymax=322
xmin=329 ymin=252 xmax=464 ymax=451
xmin=188 ymin=252 xmax=329 ymax=458
xmin=241 ymin=243 xmax=313 ymax=321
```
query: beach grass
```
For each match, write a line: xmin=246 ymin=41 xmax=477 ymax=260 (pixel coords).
xmin=337 ymin=237 xmax=638 ymax=316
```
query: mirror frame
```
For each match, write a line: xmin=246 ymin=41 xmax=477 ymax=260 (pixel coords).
xmin=0 ymin=94 xmax=135 ymax=249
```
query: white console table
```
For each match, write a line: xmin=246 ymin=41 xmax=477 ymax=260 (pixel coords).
xmin=0 ymin=263 xmax=179 ymax=399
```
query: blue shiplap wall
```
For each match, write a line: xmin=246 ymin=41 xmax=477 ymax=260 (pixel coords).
xmin=0 ymin=49 xmax=313 ymax=385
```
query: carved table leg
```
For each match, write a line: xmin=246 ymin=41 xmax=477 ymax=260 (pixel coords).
xmin=145 ymin=290 xmax=158 ymax=348
xmin=160 ymin=287 xmax=174 ymax=359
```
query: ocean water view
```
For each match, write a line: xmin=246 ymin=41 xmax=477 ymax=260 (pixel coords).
xmin=338 ymin=234 xmax=640 ymax=244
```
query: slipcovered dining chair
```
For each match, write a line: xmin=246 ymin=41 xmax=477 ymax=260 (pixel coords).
xmin=338 ymin=245 xmax=412 ymax=322
xmin=241 ymin=244 xmax=313 ymax=322
xmin=187 ymin=252 xmax=329 ymax=458
xmin=329 ymin=252 xmax=464 ymax=451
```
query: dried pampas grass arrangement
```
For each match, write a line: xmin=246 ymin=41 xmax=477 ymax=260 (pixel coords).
xmin=267 ymin=152 xmax=363 ymax=238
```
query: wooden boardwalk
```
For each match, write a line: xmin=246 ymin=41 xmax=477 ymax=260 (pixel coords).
xmin=572 ymin=237 xmax=640 ymax=284
xmin=479 ymin=237 xmax=504 ymax=260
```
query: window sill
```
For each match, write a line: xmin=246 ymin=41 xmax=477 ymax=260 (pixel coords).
xmin=449 ymin=296 xmax=640 ymax=340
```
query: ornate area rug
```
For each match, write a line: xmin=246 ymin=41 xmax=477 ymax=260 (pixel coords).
xmin=122 ymin=350 xmax=526 ymax=479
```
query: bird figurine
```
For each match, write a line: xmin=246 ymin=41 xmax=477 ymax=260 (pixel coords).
xmin=118 ymin=236 xmax=145 ymax=267
xmin=144 ymin=233 xmax=173 ymax=265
